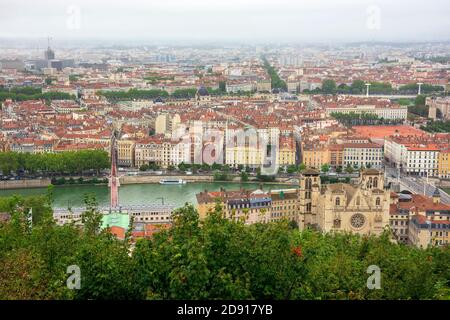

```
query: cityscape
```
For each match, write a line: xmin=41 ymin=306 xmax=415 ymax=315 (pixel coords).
xmin=0 ymin=0 xmax=449 ymax=306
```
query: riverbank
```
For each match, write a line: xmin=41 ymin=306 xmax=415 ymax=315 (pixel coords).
xmin=0 ymin=175 xmax=297 ymax=190
xmin=0 ymin=178 xmax=52 ymax=190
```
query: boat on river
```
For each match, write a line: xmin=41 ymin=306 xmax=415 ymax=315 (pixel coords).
xmin=159 ymin=179 xmax=187 ymax=185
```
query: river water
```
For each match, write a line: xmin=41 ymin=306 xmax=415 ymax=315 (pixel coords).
xmin=0 ymin=182 xmax=296 ymax=208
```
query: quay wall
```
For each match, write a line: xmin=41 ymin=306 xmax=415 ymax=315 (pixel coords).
xmin=0 ymin=179 xmax=52 ymax=190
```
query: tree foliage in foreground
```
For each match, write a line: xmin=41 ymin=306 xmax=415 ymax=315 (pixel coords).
xmin=0 ymin=197 xmax=448 ymax=300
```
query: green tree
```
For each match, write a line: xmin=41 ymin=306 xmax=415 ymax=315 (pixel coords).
xmin=1 ymin=197 xmax=449 ymax=300
xmin=219 ymin=81 xmax=226 ymax=92
xmin=351 ymin=80 xmax=366 ymax=94
xmin=262 ymin=57 xmax=287 ymax=91
xmin=345 ymin=164 xmax=354 ymax=174
xmin=322 ymin=79 xmax=337 ymax=94
xmin=287 ymin=164 xmax=298 ymax=174
xmin=298 ymin=163 xmax=306 ymax=172
xmin=81 ymin=193 xmax=102 ymax=236
xmin=172 ymin=88 xmax=197 ymax=99
xmin=321 ymin=163 xmax=330 ymax=173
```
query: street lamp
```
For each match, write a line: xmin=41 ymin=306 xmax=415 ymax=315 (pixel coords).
xmin=365 ymin=83 xmax=371 ymax=97
xmin=417 ymin=82 xmax=423 ymax=95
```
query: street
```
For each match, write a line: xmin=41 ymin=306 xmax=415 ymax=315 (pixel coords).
xmin=385 ymin=166 xmax=450 ymax=204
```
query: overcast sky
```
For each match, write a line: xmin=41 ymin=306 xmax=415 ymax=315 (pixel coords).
xmin=1 ymin=0 xmax=449 ymax=44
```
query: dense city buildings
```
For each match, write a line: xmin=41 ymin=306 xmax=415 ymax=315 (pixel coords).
xmin=1 ymin=41 xmax=450 ymax=250
xmin=390 ymin=189 xmax=450 ymax=247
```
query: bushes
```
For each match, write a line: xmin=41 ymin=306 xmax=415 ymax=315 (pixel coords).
xmin=0 ymin=198 xmax=449 ymax=300
xmin=139 ymin=163 xmax=160 ymax=171
xmin=213 ymin=172 xmax=231 ymax=181
xmin=50 ymin=177 xmax=108 ymax=185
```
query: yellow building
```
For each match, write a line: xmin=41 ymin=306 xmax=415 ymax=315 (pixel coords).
xmin=302 ymin=145 xmax=329 ymax=170
xmin=438 ymin=149 xmax=450 ymax=178
xmin=277 ymin=136 xmax=296 ymax=166
xmin=409 ymin=214 xmax=450 ymax=248
xmin=270 ymin=189 xmax=299 ymax=224
xmin=117 ymin=139 xmax=135 ymax=167
xmin=155 ymin=113 xmax=180 ymax=136
xmin=225 ymin=139 xmax=263 ymax=168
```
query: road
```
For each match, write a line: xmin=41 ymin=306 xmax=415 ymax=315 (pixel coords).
xmin=385 ymin=166 xmax=450 ymax=204
xmin=343 ymin=94 xmax=418 ymax=99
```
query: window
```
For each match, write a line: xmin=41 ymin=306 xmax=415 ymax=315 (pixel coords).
xmin=306 ymin=203 xmax=312 ymax=213
xmin=335 ymin=197 xmax=340 ymax=206
xmin=366 ymin=177 xmax=372 ymax=189
xmin=305 ymin=178 xmax=312 ymax=190
xmin=376 ymin=197 xmax=381 ymax=206
xmin=350 ymin=213 xmax=366 ymax=229
xmin=373 ymin=177 xmax=378 ymax=188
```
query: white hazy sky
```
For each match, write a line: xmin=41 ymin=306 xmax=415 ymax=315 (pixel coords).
xmin=1 ymin=0 xmax=449 ymax=43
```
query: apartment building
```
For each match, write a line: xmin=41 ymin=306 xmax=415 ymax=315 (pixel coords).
xmin=225 ymin=127 xmax=263 ymax=168
xmin=325 ymin=104 xmax=408 ymax=120
xmin=155 ymin=113 xmax=181 ymax=136
xmin=10 ymin=139 xmax=55 ymax=154
xmin=343 ymin=143 xmax=383 ymax=169
xmin=302 ymin=144 xmax=329 ymax=169
xmin=117 ymin=139 xmax=135 ymax=167
xmin=226 ymin=82 xmax=256 ymax=93
xmin=277 ymin=136 xmax=296 ymax=166
xmin=390 ymin=190 xmax=450 ymax=248
xmin=328 ymin=144 xmax=344 ymax=168
xmin=438 ymin=148 xmax=450 ymax=178
xmin=384 ymin=135 xmax=448 ymax=177
xmin=134 ymin=137 xmax=162 ymax=168
xmin=196 ymin=188 xmax=272 ymax=224
xmin=389 ymin=193 xmax=411 ymax=244
xmin=256 ymin=79 xmax=271 ymax=92
xmin=404 ymin=145 xmax=439 ymax=177
xmin=270 ymin=189 xmax=299 ymax=223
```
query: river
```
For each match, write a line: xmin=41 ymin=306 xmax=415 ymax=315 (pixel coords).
xmin=0 ymin=182 xmax=297 ymax=208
